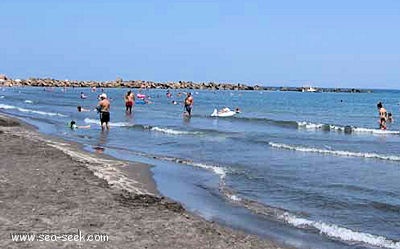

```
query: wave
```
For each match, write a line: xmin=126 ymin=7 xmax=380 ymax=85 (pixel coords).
xmin=297 ymin=121 xmax=400 ymax=135
xmin=206 ymin=116 xmax=400 ymax=134
xmin=352 ymin=127 xmax=400 ymax=135
xmin=83 ymin=118 xmax=130 ymax=127
xmin=149 ymin=154 xmax=228 ymax=180
xmin=24 ymin=100 xmax=33 ymax=104
xmin=89 ymin=143 xmax=400 ymax=248
xmin=100 ymin=146 xmax=229 ymax=182
xmin=280 ymin=213 xmax=400 ymax=249
xmin=297 ymin=121 xmax=326 ymax=129
xmin=205 ymin=114 xmax=400 ymax=136
xmin=127 ymin=123 xmax=202 ymax=135
xmin=204 ymin=115 xmax=400 ymax=135
xmin=84 ymin=118 xmax=204 ymax=135
xmin=0 ymin=103 xmax=66 ymax=117
xmin=193 ymin=114 xmax=299 ymax=128
xmin=150 ymin=126 xmax=200 ymax=135
xmin=231 ymin=116 xmax=299 ymax=128
xmin=268 ymin=142 xmax=400 ymax=161
xmin=219 ymin=186 xmax=400 ymax=249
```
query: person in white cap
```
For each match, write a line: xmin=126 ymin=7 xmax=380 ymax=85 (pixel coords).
xmin=97 ymin=93 xmax=110 ymax=130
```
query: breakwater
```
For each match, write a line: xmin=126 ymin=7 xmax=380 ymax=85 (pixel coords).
xmin=0 ymin=76 xmax=370 ymax=93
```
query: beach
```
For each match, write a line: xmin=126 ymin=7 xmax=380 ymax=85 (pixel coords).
xmin=1 ymin=0 xmax=399 ymax=247
xmin=0 ymin=114 xmax=286 ymax=249
xmin=1 ymin=86 xmax=399 ymax=249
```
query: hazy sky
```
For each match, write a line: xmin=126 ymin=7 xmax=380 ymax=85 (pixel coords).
xmin=1 ymin=0 xmax=399 ymax=89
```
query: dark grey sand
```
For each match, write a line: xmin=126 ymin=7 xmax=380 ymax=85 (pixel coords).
xmin=0 ymin=114 xmax=289 ymax=249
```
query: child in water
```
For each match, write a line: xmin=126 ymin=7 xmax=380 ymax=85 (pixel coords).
xmin=388 ymin=112 xmax=394 ymax=123
xmin=77 ymin=106 xmax=90 ymax=112
xmin=69 ymin=120 xmax=90 ymax=129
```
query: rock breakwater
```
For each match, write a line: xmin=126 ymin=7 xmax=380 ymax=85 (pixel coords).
xmin=0 ymin=76 xmax=370 ymax=93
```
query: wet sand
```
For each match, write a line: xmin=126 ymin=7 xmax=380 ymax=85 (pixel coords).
xmin=0 ymin=114 xmax=288 ymax=249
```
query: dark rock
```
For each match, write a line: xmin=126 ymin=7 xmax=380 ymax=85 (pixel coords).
xmin=0 ymin=77 xmax=370 ymax=93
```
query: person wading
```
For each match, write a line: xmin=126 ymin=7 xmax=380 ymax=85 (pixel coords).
xmin=97 ymin=93 xmax=111 ymax=130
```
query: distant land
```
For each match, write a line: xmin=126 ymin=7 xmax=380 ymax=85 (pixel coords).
xmin=0 ymin=74 xmax=371 ymax=93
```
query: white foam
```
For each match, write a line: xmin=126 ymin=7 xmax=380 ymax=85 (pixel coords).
xmin=227 ymin=194 xmax=242 ymax=201
xmin=140 ymin=153 xmax=228 ymax=181
xmin=83 ymin=118 xmax=129 ymax=127
xmin=297 ymin=121 xmax=324 ymax=129
xmin=353 ymin=127 xmax=400 ymax=135
xmin=329 ymin=124 xmax=347 ymax=131
xmin=0 ymin=103 xmax=66 ymax=117
xmin=0 ymin=104 xmax=14 ymax=109
xmin=269 ymin=142 xmax=400 ymax=162
xmin=297 ymin=121 xmax=400 ymax=135
xmin=24 ymin=100 xmax=33 ymax=104
xmin=151 ymin=126 xmax=196 ymax=135
xmin=109 ymin=122 xmax=131 ymax=127
xmin=84 ymin=118 xmax=99 ymax=124
xmin=189 ymin=162 xmax=227 ymax=179
xmin=280 ymin=213 xmax=400 ymax=249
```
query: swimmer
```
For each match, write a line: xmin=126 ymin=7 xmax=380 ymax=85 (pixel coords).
xmin=143 ymin=97 xmax=152 ymax=104
xmin=388 ymin=112 xmax=394 ymax=123
xmin=77 ymin=106 xmax=90 ymax=112
xmin=235 ymin=107 xmax=241 ymax=113
xmin=80 ymin=92 xmax=87 ymax=99
xmin=68 ymin=120 xmax=90 ymax=129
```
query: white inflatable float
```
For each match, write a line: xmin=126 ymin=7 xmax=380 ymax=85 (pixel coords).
xmin=211 ymin=108 xmax=237 ymax=117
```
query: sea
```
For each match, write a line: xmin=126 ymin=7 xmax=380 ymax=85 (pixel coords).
xmin=1 ymin=86 xmax=400 ymax=249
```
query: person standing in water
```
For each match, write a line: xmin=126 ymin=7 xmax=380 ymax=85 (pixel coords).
xmin=377 ymin=102 xmax=388 ymax=120
xmin=184 ymin=92 xmax=194 ymax=116
xmin=124 ymin=90 xmax=135 ymax=114
xmin=97 ymin=93 xmax=110 ymax=130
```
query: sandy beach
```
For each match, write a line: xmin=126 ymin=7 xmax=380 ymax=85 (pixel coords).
xmin=0 ymin=114 xmax=288 ymax=249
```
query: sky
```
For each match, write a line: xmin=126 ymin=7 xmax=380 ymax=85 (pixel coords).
xmin=1 ymin=0 xmax=399 ymax=89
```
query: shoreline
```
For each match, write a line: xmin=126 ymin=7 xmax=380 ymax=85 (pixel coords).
xmin=0 ymin=113 xmax=289 ymax=249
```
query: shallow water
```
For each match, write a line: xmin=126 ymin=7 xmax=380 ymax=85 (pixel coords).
xmin=1 ymin=86 xmax=400 ymax=249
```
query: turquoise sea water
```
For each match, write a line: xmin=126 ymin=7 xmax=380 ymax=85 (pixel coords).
xmin=1 ymin=86 xmax=400 ymax=249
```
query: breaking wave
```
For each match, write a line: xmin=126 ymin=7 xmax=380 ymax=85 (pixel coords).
xmin=83 ymin=118 xmax=130 ymax=127
xmin=297 ymin=121 xmax=400 ymax=135
xmin=280 ymin=213 xmax=400 ymax=249
xmin=268 ymin=142 xmax=400 ymax=161
xmin=0 ymin=103 xmax=66 ymax=117
xmin=219 ymin=187 xmax=400 ymax=249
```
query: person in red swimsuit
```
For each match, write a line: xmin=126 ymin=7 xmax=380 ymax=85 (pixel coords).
xmin=124 ymin=90 xmax=135 ymax=114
